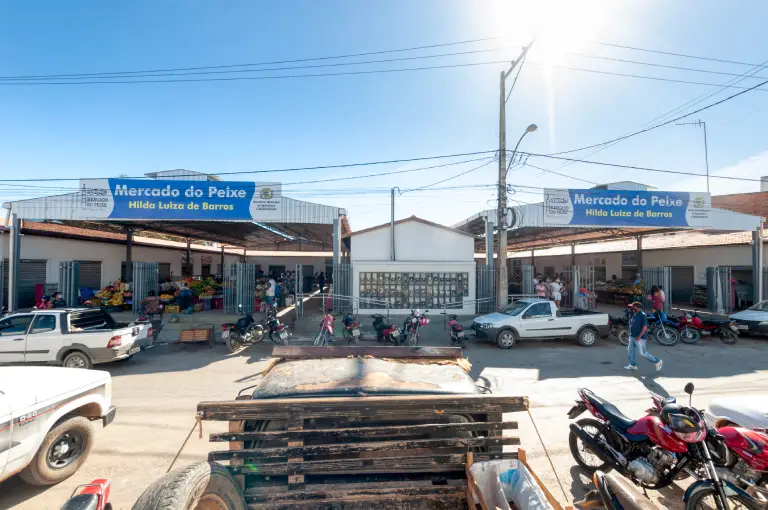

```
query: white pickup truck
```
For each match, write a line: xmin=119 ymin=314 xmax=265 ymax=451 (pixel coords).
xmin=0 ymin=308 xmax=149 ymax=369
xmin=471 ymin=298 xmax=611 ymax=349
xmin=0 ymin=366 xmax=115 ymax=486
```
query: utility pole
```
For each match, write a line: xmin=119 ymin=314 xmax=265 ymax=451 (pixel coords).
xmin=390 ymin=186 xmax=400 ymax=261
xmin=497 ymin=41 xmax=535 ymax=310
xmin=677 ymin=119 xmax=710 ymax=193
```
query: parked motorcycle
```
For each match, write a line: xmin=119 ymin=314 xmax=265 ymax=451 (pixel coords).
xmin=715 ymin=426 xmax=768 ymax=503
xmin=441 ymin=312 xmax=466 ymax=348
xmin=265 ymin=305 xmax=290 ymax=345
xmin=371 ymin=314 xmax=401 ymax=344
xmin=61 ymin=478 xmax=112 ymax=510
xmin=314 ymin=309 xmax=334 ymax=346
xmin=616 ymin=306 xmax=679 ymax=346
xmin=403 ymin=309 xmax=430 ymax=346
xmin=674 ymin=313 xmax=703 ymax=344
xmin=678 ymin=312 xmax=739 ymax=345
xmin=576 ymin=470 xmax=660 ymax=509
xmin=340 ymin=310 xmax=361 ymax=345
xmin=609 ymin=314 xmax=630 ymax=346
xmin=568 ymin=383 xmax=762 ymax=509
xmin=136 ymin=312 xmax=164 ymax=345
xmin=221 ymin=304 xmax=264 ymax=353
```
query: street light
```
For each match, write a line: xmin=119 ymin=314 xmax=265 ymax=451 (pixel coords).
xmin=506 ymin=124 xmax=538 ymax=177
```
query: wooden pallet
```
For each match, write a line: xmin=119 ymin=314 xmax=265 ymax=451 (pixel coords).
xmin=179 ymin=324 xmax=214 ymax=347
xmin=200 ymin=394 xmax=526 ymax=509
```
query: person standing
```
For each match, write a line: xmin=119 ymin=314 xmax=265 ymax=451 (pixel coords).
xmin=52 ymin=292 xmax=67 ymax=308
xmin=625 ymin=302 xmax=662 ymax=371
xmin=178 ymin=283 xmax=193 ymax=312
xmin=318 ymin=272 xmax=326 ymax=294
xmin=535 ymin=279 xmax=547 ymax=298
xmin=265 ymin=275 xmax=276 ymax=307
xmin=550 ymin=277 xmax=563 ymax=307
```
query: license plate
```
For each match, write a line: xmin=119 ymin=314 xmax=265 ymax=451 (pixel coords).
xmin=279 ymin=331 xmax=288 ymax=339
xmin=730 ymin=325 xmax=740 ymax=333
xmin=352 ymin=329 xmax=360 ymax=337
xmin=222 ymin=330 xmax=230 ymax=339
xmin=391 ymin=330 xmax=399 ymax=337
xmin=457 ymin=331 xmax=465 ymax=338
xmin=737 ymin=325 xmax=748 ymax=330
xmin=128 ymin=346 xmax=140 ymax=355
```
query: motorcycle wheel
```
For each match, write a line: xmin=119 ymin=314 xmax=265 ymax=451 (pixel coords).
xmin=226 ymin=332 xmax=241 ymax=353
xmin=616 ymin=328 xmax=630 ymax=346
xmin=655 ymin=327 xmax=680 ymax=346
xmin=720 ymin=329 xmax=738 ymax=345
xmin=680 ymin=326 xmax=701 ymax=344
xmin=408 ymin=331 xmax=418 ymax=346
xmin=568 ymin=418 xmax=614 ymax=474
xmin=685 ymin=488 xmax=762 ymax=510
xmin=252 ymin=326 xmax=265 ymax=344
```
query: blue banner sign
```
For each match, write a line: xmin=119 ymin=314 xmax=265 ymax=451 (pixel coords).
xmin=543 ymin=188 xmax=711 ymax=228
xmin=77 ymin=179 xmax=281 ymax=221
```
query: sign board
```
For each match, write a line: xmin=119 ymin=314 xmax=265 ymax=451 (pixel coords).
xmin=543 ymin=189 xmax=711 ymax=228
xmin=77 ymin=179 xmax=281 ymax=221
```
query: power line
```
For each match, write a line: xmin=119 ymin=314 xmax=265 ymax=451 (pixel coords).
xmin=588 ymin=41 xmax=759 ymax=68
xmin=0 ymin=37 xmax=499 ymax=80
xmin=522 ymin=163 xmax=598 ymax=185
xmin=523 ymin=151 xmax=765 ymax=182
xmin=405 ymin=158 xmax=496 ymax=192
xmin=0 ymin=46 xmax=512 ymax=82
xmin=0 ymin=59 xmax=514 ymax=86
xmin=505 ymin=50 xmax=529 ymax=103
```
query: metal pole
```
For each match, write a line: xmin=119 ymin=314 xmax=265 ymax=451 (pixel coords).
xmin=702 ymin=120 xmax=710 ymax=193
xmin=753 ymin=228 xmax=763 ymax=304
xmin=220 ymin=244 xmax=225 ymax=276
xmin=497 ymin=70 xmax=508 ymax=311
xmin=485 ymin=218 xmax=494 ymax=271
xmin=125 ymin=227 xmax=134 ymax=283
xmin=391 ymin=187 xmax=395 ymax=261
xmin=8 ymin=213 xmax=19 ymax=312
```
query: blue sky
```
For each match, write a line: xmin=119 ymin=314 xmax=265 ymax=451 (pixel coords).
xmin=1 ymin=0 xmax=767 ymax=229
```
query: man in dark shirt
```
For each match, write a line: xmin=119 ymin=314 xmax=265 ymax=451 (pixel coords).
xmin=626 ymin=301 xmax=662 ymax=371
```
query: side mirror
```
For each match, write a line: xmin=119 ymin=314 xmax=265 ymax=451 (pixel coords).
xmin=684 ymin=382 xmax=695 ymax=395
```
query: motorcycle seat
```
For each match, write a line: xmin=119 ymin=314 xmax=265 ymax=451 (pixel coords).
xmin=60 ymin=494 xmax=100 ymax=510
xmin=582 ymin=389 xmax=637 ymax=429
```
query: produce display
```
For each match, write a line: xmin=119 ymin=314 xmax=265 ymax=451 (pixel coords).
xmin=595 ymin=279 xmax=642 ymax=295
xmin=84 ymin=280 xmax=132 ymax=308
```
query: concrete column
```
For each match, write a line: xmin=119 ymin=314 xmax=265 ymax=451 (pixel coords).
xmin=8 ymin=214 xmax=20 ymax=311
xmin=332 ymin=215 xmax=341 ymax=265
xmin=531 ymin=249 xmax=535 ymax=270
xmin=125 ymin=227 xmax=134 ymax=283
xmin=485 ymin=218 xmax=494 ymax=271
xmin=186 ymin=239 xmax=193 ymax=274
xmin=220 ymin=244 xmax=225 ymax=275
xmin=753 ymin=228 xmax=763 ymax=303
xmin=636 ymin=235 xmax=643 ymax=272
xmin=241 ymin=247 xmax=246 ymax=264
xmin=570 ymin=243 xmax=576 ymax=266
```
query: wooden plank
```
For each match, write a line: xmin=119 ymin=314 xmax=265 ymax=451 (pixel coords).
xmin=286 ymin=414 xmax=305 ymax=491
xmin=198 ymin=395 xmax=528 ymax=421
xmin=248 ymin=495 xmax=465 ymax=510
xmin=228 ymin=452 xmax=519 ymax=476
xmin=210 ymin=421 xmax=518 ymax=442
xmin=519 ymin=449 xmax=571 ymax=510
xmin=209 ymin=436 xmax=520 ymax=461
xmin=228 ymin=419 xmax=245 ymax=492
xmin=247 ymin=485 xmax=465 ymax=503
xmin=271 ymin=345 xmax=463 ymax=360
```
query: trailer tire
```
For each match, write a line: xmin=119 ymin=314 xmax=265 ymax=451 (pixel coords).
xmin=132 ymin=461 xmax=246 ymax=510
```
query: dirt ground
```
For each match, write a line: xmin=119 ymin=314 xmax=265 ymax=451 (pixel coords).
xmin=2 ymin=328 xmax=767 ymax=509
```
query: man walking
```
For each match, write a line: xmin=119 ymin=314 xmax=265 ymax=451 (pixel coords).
xmin=626 ymin=301 xmax=662 ymax=371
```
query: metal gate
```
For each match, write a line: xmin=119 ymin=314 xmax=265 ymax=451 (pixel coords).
xmin=295 ymin=264 xmax=303 ymax=318
xmin=763 ymin=267 xmax=768 ymax=304
xmin=521 ymin=265 xmax=534 ymax=296
xmin=476 ymin=265 xmax=496 ymax=314
xmin=642 ymin=267 xmax=671 ymax=312
xmin=132 ymin=262 xmax=159 ymax=314
xmin=223 ymin=263 xmax=257 ymax=313
xmin=332 ymin=263 xmax=353 ymax=312
xmin=74 ymin=261 xmax=101 ymax=290
xmin=59 ymin=262 xmax=80 ymax=308
xmin=706 ymin=266 xmax=733 ymax=314
xmin=18 ymin=260 xmax=46 ymax=309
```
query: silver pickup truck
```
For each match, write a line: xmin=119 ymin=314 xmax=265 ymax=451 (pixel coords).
xmin=471 ymin=298 xmax=611 ymax=349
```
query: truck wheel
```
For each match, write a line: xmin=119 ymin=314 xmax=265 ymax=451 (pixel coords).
xmin=62 ymin=351 xmax=93 ymax=370
xmin=496 ymin=329 xmax=516 ymax=349
xmin=19 ymin=416 xmax=94 ymax=486
xmin=132 ymin=461 xmax=246 ymax=510
xmin=578 ymin=327 xmax=598 ymax=347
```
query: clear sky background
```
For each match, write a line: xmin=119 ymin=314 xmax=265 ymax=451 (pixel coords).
xmin=1 ymin=0 xmax=767 ymax=229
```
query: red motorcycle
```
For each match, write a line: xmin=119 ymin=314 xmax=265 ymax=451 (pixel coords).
xmin=678 ymin=312 xmax=739 ymax=345
xmin=716 ymin=426 xmax=768 ymax=503
xmin=403 ymin=309 xmax=430 ymax=346
xmin=371 ymin=314 xmax=401 ymax=344
xmin=61 ymin=479 xmax=112 ymax=510
xmin=568 ymin=383 xmax=762 ymax=509
xmin=441 ymin=313 xmax=466 ymax=348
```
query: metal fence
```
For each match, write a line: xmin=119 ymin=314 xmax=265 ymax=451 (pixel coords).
xmin=332 ymin=263 xmax=353 ymax=313
xmin=706 ymin=266 xmax=734 ymax=315
xmin=59 ymin=262 xmax=80 ymax=307
xmin=132 ymin=262 xmax=159 ymax=314
xmin=295 ymin=264 xmax=304 ymax=318
xmin=223 ymin=263 xmax=257 ymax=313
xmin=0 ymin=259 xmax=4 ymax=309
xmin=476 ymin=265 xmax=496 ymax=314
xmin=642 ymin=266 xmax=672 ymax=312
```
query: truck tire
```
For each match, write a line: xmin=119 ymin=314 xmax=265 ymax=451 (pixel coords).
xmin=62 ymin=351 xmax=93 ymax=370
xmin=19 ymin=416 xmax=94 ymax=486
xmin=132 ymin=461 xmax=246 ymax=510
xmin=496 ymin=329 xmax=516 ymax=349
xmin=577 ymin=327 xmax=598 ymax=347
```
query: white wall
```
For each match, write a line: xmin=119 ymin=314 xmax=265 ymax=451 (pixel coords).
xmin=245 ymin=255 xmax=330 ymax=274
xmin=353 ymin=261 xmax=476 ymax=315
xmin=351 ymin=221 xmax=475 ymax=263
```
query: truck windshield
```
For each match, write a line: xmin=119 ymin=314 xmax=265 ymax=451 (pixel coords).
xmin=499 ymin=301 xmax=529 ymax=316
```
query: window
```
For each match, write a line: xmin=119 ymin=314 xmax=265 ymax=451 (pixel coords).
xmin=0 ymin=315 xmax=33 ymax=336
xmin=358 ymin=272 xmax=469 ymax=310
xmin=201 ymin=264 xmax=211 ymax=276
xmin=29 ymin=315 xmax=56 ymax=334
xmin=68 ymin=309 xmax=115 ymax=331
xmin=524 ymin=302 xmax=552 ymax=318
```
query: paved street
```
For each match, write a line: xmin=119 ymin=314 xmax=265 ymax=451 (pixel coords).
xmin=1 ymin=330 xmax=766 ymax=509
